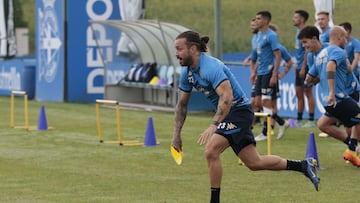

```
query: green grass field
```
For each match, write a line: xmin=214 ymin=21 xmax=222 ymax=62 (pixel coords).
xmin=0 ymin=96 xmax=359 ymax=202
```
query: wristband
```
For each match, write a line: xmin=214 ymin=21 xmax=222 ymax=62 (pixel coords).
xmin=326 ymin=71 xmax=335 ymax=79
xmin=212 ymin=121 xmax=220 ymax=126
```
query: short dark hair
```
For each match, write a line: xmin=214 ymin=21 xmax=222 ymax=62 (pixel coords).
xmin=176 ymin=30 xmax=209 ymax=52
xmin=297 ymin=25 xmax=320 ymax=40
xmin=339 ymin=22 xmax=352 ymax=33
xmin=295 ymin=10 xmax=309 ymax=22
xmin=256 ymin=10 xmax=272 ymax=21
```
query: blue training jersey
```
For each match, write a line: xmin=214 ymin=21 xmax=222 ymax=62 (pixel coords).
xmin=307 ymin=43 xmax=328 ymax=70
xmin=251 ymin=44 xmax=291 ymax=72
xmin=308 ymin=45 xmax=350 ymax=106
xmin=345 ymin=72 xmax=360 ymax=95
xmin=320 ymin=27 xmax=331 ymax=43
xmin=251 ymin=29 xmax=280 ymax=75
xmin=251 ymin=34 xmax=257 ymax=50
xmin=179 ymin=53 xmax=250 ymax=107
xmin=279 ymin=44 xmax=292 ymax=62
xmin=344 ymin=37 xmax=360 ymax=77
xmin=295 ymin=28 xmax=305 ymax=69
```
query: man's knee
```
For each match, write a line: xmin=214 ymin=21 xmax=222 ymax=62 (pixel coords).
xmin=205 ymin=147 xmax=220 ymax=161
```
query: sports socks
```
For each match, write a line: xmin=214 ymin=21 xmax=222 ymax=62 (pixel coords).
xmin=272 ymin=113 xmax=285 ymax=125
xmin=286 ymin=160 xmax=305 ymax=172
xmin=344 ymin=136 xmax=351 ymax=145
xmin=309 ymin=113 xmax=315 ymax=121
xmin=297 ymin=112 xmax=303 ymax=121
xmin=262 ymin=121 xmax=267 ymax=136
xmin=348 ymin=138 xmax=358 ymax=151
xmin=210 ymin=187 xmax=220 ymax=203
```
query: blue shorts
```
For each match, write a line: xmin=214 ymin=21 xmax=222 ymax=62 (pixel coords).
xmin=215 ymin=104 xmax=256 ymax=155
xmin=254 ymin=72 xmax=279 ymax=100
xmin=324 ymin=98 xmax=360 ymax=128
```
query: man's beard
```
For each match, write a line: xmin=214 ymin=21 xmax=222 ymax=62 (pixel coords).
xmin=178 ymin=55 xmax=193 ymax=67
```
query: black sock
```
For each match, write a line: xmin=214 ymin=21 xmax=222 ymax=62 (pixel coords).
xmin=348 ymin=138 xmax=358 ymax=151
xmin=262 ymin=121 xmax=267 ymax=136
xmin=272 ymin=113 xmax=285 ymax=125
xmin=210 ymin=187 xmax=220 ymax=203
xmin=286 ymin=160 xmax=305 ymax=173
xmin=297 ymin=112 xmax=303 ymax=121
xmin=309 ymin=113 xmax=314 ymax=121
xmin=344 ymin=136 xmax=351 ymax=145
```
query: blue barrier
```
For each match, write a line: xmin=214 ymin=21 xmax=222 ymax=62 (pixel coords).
xmin=0 ymin=58 xmax=36 ymax=99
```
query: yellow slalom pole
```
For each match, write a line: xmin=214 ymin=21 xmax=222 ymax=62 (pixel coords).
xmin=10 ymin=92 xmax=15 ymax=128
xmin=24 ymin=94 xmax=29 ymax=130
xmin=95 ymin=102 xmax=103 ymax=142
xmin=254 ymin=112 xmax=272 ymax=155
xmin=95 ymin=99 xmax=143 ymax=146
xmin=115 ymin=104 xmax=122 ymax=145
xmin=10 ymin=91 xmax=28 ymax=129
xmin=239 ymin=112 xmax=272 ymax=165
xmin=266 ymin=115 xmax=272 ymax=155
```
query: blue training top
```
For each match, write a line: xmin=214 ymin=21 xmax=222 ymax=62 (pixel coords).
xmin=250 ymin=29 xmax=280 ymax=75
xmin=279 ymin=44 xmax=292 ymax=62
xmin=295 ymin=28 xmax=306 ymax=69
xmin=251 ymin=43 xmax=291 ymax=72
xmin=344 ymin=37 xmax=360 ymax=77
xmin=251 ymin=34 xmax=257 ymax=50
xmin=307 ymin=43 xmax=328 ymax=70
xmin=308 ymin=45 xmax=350 ymax=106
xmin=179 ymin=53 xmax=250 ymax=108
xmin=320 ymin=27 xmax=331 ymax=43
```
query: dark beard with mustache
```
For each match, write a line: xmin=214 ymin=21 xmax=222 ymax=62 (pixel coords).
xmin=177 ymin=55 xmax=193 ymax=67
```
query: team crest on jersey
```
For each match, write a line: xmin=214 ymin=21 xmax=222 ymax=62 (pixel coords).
xmin=316 ymin=49 xmax=328 ymax=66
xmin=187 ymin=70 xmax=194 ymax=84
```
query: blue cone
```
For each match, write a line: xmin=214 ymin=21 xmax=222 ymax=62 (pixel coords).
xmin=288 ymin=118 xmax=298 ymax=128
xmin=37 ymin=105 xmax=48 ymax=130
xmin=144 ymin=117 xmax=157 ymax=147
xmin=305 ymin=132 xmax=320 ymax=169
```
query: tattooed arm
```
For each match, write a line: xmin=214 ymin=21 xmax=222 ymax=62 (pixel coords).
xmin=172 ymin=89 xmax=191 ymax=151
xmin=198 ymin=80 xmax=233 ymax=145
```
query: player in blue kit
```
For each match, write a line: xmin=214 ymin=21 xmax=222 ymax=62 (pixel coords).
xmin=303 ymin=26 xmax=360 ymax=167
xmin=171 ymin=30 xmax=320 ymax=203
xmin=293 ymin=10 xmax=316 ymax=127
xmin=339 ymin=22 xmax=360 ymax=83
xmin=337 ymin=22 xmax=360 ymax=138
xmin=251 ymin=23 xmax=292 ymax=139
xmin=317 ymin=11 xmax=331 ymax=43
xmin=250 ymin=11 xmax=289 ymax=142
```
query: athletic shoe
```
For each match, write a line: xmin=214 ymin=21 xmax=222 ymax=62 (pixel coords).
xmin=301 ymin=120 xmax=316 ymax=128
xmin=303 ymin=158 xmax=320 ymax=191
xmin=296 ymin=120 xmax=304 ymax=128
xmin=343 ymin=149 xmax=360 ymax=167
xmin=255 ymin=133 xmax=267 ymax=141
xmin=318 ymin=132 xmax=329 ymax=138
xmin=277 ymin=120 xmax=289 ymax=139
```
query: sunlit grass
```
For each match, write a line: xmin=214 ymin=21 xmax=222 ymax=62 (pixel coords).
xmin=0 ymin=96 xmax=359 ymax=202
